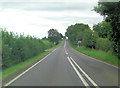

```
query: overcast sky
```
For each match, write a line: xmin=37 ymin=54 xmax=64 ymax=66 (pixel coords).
xmin=0 ymin=0 xmax=103 ymax=38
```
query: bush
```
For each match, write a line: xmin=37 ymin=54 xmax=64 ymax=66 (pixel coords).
xmin=82 ymin=29 xmax=98 ymax=49
xmin=2 ymin=30 xmax=46 ymax=69
xmin=96 ymin=38 xmax=113 ymax=52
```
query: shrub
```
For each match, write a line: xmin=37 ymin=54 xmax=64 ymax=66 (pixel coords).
xmin=96 ymin=38 xmax=113 ymax=52
xmin=2 ymin=30 xmax=46 ymax=69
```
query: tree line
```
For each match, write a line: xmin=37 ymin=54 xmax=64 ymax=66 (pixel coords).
xmin=65 ymin=22 xmax=112 ymax=52
xmin=94 ymin=1 xmax=120 ymax=58
xmin=66 ymin=1 xmax=120 ymax=59
xmin=2 ymin=29 xmax=62 ymax=70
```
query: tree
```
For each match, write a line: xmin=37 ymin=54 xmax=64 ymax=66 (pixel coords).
xmin=59 ymin=33 xmax=63 ymax=38
xmin=42 ymin=37 xmax=47 ymax=40
xmin=65 ymin=23 xmax=90 ymax=44
xmin=2 ymin=30 xmax=46 ymax=69
xmin=94 ymin=2 xmax=120 ymax=58
xmin=82 ymin=29 xmax=98 ymax=48
xmin=48 ymin=29 xmax=61 ymax=42
xmin=93 ymin=21 xmax=112 ymax=38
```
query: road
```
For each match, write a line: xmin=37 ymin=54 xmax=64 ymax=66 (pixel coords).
xmin=5 ymin=40 xmax=118 ymax=87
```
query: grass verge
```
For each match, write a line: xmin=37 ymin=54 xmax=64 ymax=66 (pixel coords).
xmin=2 ymin=51 xmax=50 ymax=80
xmin=69 ymin=41 xmax=120 ymax=67
xmin=2 ymin=40 xmax=63 ymax=80
xmin=48 ymin=40 xmax=63 ymax=49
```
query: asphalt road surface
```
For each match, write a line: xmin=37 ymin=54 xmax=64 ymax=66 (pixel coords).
xmin=5 ymin=40 xmax=118 ymax=87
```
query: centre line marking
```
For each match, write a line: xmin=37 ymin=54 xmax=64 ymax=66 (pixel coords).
xmin=64 ymin=41 xmax=66 ymax=48
xmin=65 ymin=49 xmax=68 ymax=55
xmin=70 ymin=57 xmax=99 ymax=88
xmin=67 ymin=57 xmax=89 ymax=87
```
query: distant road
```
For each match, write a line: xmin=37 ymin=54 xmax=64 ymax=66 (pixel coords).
xmin=5 ymin=40 xmax=118 ymax=87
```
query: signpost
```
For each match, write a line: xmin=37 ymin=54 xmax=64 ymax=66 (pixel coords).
xmin=77 ymin=41 xmax=81 ymax=47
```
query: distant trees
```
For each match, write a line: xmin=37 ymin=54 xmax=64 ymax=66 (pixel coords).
xmin=2 ymin=28 xmax=63 ymax=69
xmin=48 ymin=29 xmax=62 ymax=43
xmin=65 ymin=22 xmax=113 ymax=54
xmin=65 ymin=23 xmax=98 ymax=48
xmin=2 ymin=30 xmax=46 ymax=69
xmin=65 ymin=23 xmax=90 ymax=44
xmin=94 ymin=2 xmax=120 ymax=58
xmin=65 ymin=2 xmax=120 ymax=58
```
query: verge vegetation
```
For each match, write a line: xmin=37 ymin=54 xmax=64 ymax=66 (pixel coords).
xmin=2 ymin=51 xmax=50 ymax=80
xmin=1 ymin=28 xmax=63 ymax=80
xmin=65 ymin=2 xmax=120 ymax=67
xmin=69 ymin=41 xmax=119 ymax=67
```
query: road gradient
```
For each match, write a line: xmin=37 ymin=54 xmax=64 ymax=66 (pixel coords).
xmin=4 ymin=40 xmax=118 ymax=87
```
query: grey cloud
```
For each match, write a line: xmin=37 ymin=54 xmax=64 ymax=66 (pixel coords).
xmin=45 ymin=15 xmax=102 ymax=22
xmin=0 ymin=2 xmax=96 ymax=11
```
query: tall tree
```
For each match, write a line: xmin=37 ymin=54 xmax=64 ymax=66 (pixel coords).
xmin=94 ymin=2 xmax=120 ymax=58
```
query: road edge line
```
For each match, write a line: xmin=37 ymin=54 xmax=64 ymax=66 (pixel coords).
xmin=4 ymin=49 xmax=56 ymax=86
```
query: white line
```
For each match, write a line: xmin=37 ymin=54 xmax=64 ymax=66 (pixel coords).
xmin=64 ymin=41 xmax=68 ymax=55
xmin=4 ymin=51 xmax=54 ymax=86
xmin=67 ymin=57 xmax=89 ymax=87
xmin=70 ymin=57 xmax=99 ymax=87
xmin=66 ymin=52 xmax=68 ymax=55
xmin=52 ymin=48 xmax=57 ymax=52
xmin=65 ymin=49 xmax=68 ymax=55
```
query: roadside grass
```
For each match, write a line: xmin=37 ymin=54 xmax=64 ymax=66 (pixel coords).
xmin=48 ymin=40 xmax=63 ymax=49
xmin=2 ymin=51 xmax=50 ymax=80
xmin=41 ymin=40 xmax=51 ymax=46
xmin=2 ymin=40 xmax=63 ymax=80
xmin=69 ymin=41 xmax=120 ymax=67
xmin=41 ymin=40 xmax=63 ymax=49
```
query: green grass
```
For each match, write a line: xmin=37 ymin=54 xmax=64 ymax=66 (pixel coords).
xmin=41 ymin=40 xmax=51 ymax=46
xmin=2 ymin=40 xmax=63 ymax=80
xmin=69 ymin=41 xmax=120 ymax=67
xmin=41 ymin=40 xmax=63 ymax=49
xmin=48 ymin=40 xmax=63 ymax=49
xmin=2 ymin=51 xmax=50 ymax=80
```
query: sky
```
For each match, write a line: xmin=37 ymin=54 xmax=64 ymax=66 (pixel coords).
xmin=0 ymin=0 xmax=103 ymax=38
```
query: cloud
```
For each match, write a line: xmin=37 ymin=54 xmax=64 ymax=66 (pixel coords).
xmin=0 ymin=2 xmax=97 ymax=11
xmin=0 ymin=1 xmax=103 ymax=38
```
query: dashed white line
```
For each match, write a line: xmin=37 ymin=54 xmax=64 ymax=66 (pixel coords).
xmin=64 ymin=41 xmax=66 ymax=48
xmin=65 ymin=49 xmax=68 ymax=55
xmin=64 ymin=41 xmax=68 ymax=55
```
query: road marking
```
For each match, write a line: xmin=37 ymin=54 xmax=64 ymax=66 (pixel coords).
xmin=64 ymin=41 xmax=68 ymax=55
xmin=4 ymin=49 xmax=57 ymax=86
xmin=64 ymin=40 xmax=66 ymax=48
xmin=52 ymin=48 xmax=57 ymax=52
xmin=70 ymin=57 xmax=99 ymax=87
xmin=65 ymin=49 xmax=68 ymax=55
xmin=67 ymin=57 xmax=89 ymax=87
